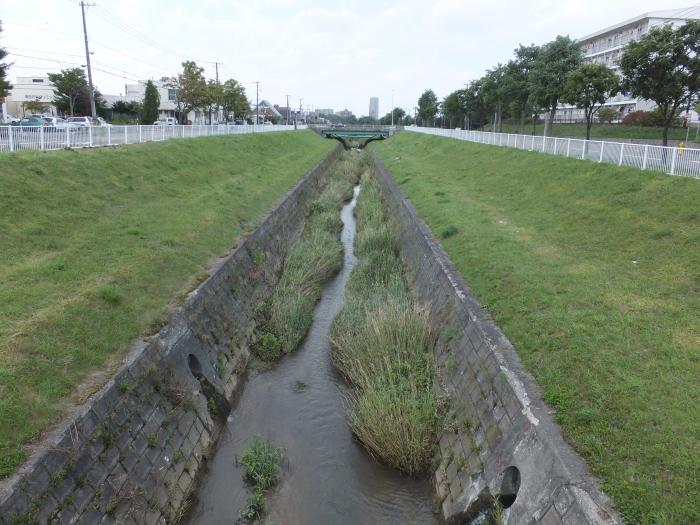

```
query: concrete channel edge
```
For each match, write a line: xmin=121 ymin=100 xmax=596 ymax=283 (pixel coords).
xmin=370 ymin=152 xmax=622 ymax=525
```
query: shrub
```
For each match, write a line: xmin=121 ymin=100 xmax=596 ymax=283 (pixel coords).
xmin=253 ymin=332 xmax=282 ymax=361
xmin=622 ymin=110 xmax=654 ymax=126
xmin=597 ymin=107 xmax=619 ymax=124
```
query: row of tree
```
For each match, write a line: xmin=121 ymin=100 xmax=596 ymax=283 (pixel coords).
xmin=416 ymin=21 xmax=700 ymax=145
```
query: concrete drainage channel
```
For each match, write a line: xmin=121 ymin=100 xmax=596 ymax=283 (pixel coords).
xmin=0 ymin=146 xmax=621 ymax=525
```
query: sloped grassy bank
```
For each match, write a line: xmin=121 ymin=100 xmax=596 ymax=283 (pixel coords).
xmin=252 ymin=152 xmax=360 ymax=360
xmin=330 ymin=163 xmax=441 ymax=476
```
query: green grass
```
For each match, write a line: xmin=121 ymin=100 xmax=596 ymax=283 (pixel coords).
xmin=0 ymin=130 xmax=333 ymax=478
xmin=240 ymin=436 xmax=283 ymax=521
xmin=373 ymin=132 xmax=700 ymax=524
xmin=252 ymin=151 xmax=360 ymax=360
xmin=330 ymin=166 xmax=441 ymax=476
xmin=482 ymin=122 xmax=694 ymax=141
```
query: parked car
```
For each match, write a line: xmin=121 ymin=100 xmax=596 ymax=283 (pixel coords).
xmin=153 ymin=117 xmax=178 ymax=126
xmin=66 ymin=116 xmax=111 ymax=128
xmin=42 ymin=117 xmax=67 ymax=131
xmin=11 ymin=117 xmax=47 ymax=130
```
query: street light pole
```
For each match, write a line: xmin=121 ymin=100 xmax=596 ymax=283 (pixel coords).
xmin=255 ymin=81 xmax=260 ymax=128
xmin=286 ymin=94 xmax=290 ymax=125
xmin=391 ymin=89 xmax=394 ymax=127
xmin=80 ymin=1 xmax=97 ymax=118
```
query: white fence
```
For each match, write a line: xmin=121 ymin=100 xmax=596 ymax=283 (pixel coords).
xmin=0 ymin=124 xmax=307 ymax=153
xmin=407 ymin=126 xmax=700 ymax=179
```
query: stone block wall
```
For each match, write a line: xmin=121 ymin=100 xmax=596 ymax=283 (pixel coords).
xmin=371 ymin=153 xmax=621 ymax=525
xmin=0 ymin=146 xmax=342 ymax=525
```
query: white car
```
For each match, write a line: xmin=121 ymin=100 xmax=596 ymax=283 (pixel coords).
xmin=153 ymin=117 xmax=178 ymax=126
xmin=66 ymin=116 xmax=110 ymax=128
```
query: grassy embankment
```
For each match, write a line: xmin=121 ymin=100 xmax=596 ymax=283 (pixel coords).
xmin=252 ymin=151 xmax=359 ymax=361
xmin=0 ymin=131 xmax=334 ymax=478
xmin=330 ymin=158 xmax=441 ymax=476
xmin=482 ymin=122 xmax=693 ymax=141
xmin=373 ymin=132 xmax=699 ymax=524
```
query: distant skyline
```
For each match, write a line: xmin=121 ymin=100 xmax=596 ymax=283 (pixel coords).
xmin=1 ymin=0 xmax=682 ymax=116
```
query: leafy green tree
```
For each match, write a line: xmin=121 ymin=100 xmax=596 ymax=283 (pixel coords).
xmin=221 ymin=79 xmax=250 ymax=122
xmin=203 ymin=79 xmax=223 ymax=124
xmin=357 ymin=115 xmax=378 ymax=125
xmin=161 ymin=76 xmax=186 ymax=123
xmin=529 ymin=35 xmax=583 ymax=136
xmin=463 ymin=79 xmax=488 ymax=130
xmin=561 ymin=63 xmax=619 ymax=140
xmin=503 ymin=44 xmax=540 ymax=133
xmin=620 ymin=21 xmax=700 ymax=146
xmin=22 ymin=99 xmax=49 ymax=115
xmin=597 ymin=107 xmax=619 ymax=124
xmin=417 ymin=89 xmax=439 ymax=126
xmin=379 ymin=107 xmax=406 ymax=125
xmin=402 ymin=114 xmax=415 ymax=126
xmin=178 ymin=61 xmax=206 ymax=120
xmin=48 ymin=67 xmax=88 ymax=116
xmin=140 ymin=80 xmax=160 ymax=124
xmin=481 ymin=64 xmax=509 ymax=131
xmin=0 ymin=21 xmax=11 ymax=98
xmin=442 ymin=89 xmax=468 ymax=128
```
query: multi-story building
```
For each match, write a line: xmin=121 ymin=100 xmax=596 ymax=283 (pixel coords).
xmin=369 ymin=97 xmax=379 ymax=120
xmin=4 ymin=76 xmax=58 ymax=119
xmin=555 ymin=6 xmax=700 ymax=122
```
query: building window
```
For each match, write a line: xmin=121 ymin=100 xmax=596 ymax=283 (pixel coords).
xmin=168 ymin=88 xmax=177 ymax=101
xmin=32 ymin=78 xmax=43 ymax=83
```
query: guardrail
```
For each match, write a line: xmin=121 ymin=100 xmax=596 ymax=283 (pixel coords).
xmin=407 ymin=126 xmax=700 ymax=179
xmin=0 ymin=124 xmax=307 ymax=153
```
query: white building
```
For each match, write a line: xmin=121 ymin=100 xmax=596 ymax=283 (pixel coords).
xmin=555 ymin=6 xmax=700 ymax=123
xmin=4 ymin=76 xmax=58 ymax=120
xmin=369 ymin=97 xmax=379 ymax=120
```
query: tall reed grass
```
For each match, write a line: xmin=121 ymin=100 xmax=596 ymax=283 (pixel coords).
xmin=330 ymin=165 xmax=440 ymax=476
xmin=253 ymin=152 xmax=361 ymax=360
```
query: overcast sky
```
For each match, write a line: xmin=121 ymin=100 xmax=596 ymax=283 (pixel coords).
xmin=1 ymin=0 xmax=681 ymax=116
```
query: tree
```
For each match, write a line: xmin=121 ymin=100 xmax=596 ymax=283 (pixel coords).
xmin=22 ymin=99 xmax=49 ymax=115
xmin=620 ymin=21 xmax=700 ymax=146
xmin=503 ymin=44 xmax=540 ymax=133
xmin=417 ymin=89 xmax=439 ymax=126
xmin=357 ymin=115 xmax=378 ymax=125
xmin=529 ymin=36 xmax=583 ymax=136
xmin=178 ymin=61 xmax=206 ymax=122
xmin=481 ymin=64 xmax=509 ymax=132
xmin=221 ymin=79 xmax=250 ymax=122
xmin=141 ymin=80 xmax=160 ymax=124
xmin=442 ymin=89 xmax=468 ymax=128
xmin=561 ymin=63 xmax=619 ymax=140
xmin=48 ymin=67 xmax=87 ymax=116
xmin=0 ymin=21 xmax=11 ymax=98
xmin=379 ymin=107 xmax=405 ymax=125
xmin=597 ymin=107 xmax=619 ymax=124
xmin=203 ymin=79 xmax=223 ymax=124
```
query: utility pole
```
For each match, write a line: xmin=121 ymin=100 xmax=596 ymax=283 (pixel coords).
xmin=391 ymin=89 xmax=395 ymax=127
xmin=286 ymin=94 xmax=290 ymax=125
xmin=80 ymin=1 xmax=97 ymax=118
xmin=255 ymin=81 xmax=260 ymax=126
xmin=209 ymin=61 xmax=222 ymax=83
xmin=299 ymin=98 xmax=303 ymax=124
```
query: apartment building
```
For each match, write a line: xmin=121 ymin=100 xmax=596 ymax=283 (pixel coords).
xmin=3 ymin=76 xmax=58 ymax=119
xmin=369 ymin=97 xmax=379 ymax=119
xmin=555 ymin=6 xmax=700 ymax=122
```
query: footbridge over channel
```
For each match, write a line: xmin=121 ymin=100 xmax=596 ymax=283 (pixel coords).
xmin=313 ymin=125 xmax=399 ymax=149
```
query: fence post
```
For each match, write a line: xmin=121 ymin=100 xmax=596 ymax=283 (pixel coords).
xmin=124 ymin=126 xmax=128 ymax=145
xmin=542 ymin=136 xmax=546 ymax=153
xmin=66 ymin=127 xmax=70 ymax=148
xmin=554 ymin=137 xmax=558 ymax=155
xmin=670 ymin=147 xmax=677 ymax=175
xmin=88 ymin=126 xmax=93 ymax=147
xmin=599 ymin=141 xmax=605 ymax=162
xmin=618 ymin=143 xmax=625 ymax=166
xmin=8 ymin=125 xmax=14 ymax=152
xmin=107 ymin=125 xmax=111 ymax=146
xmin=566 ymin=138 xmax=571 ymax=157
xmin=40 ymin=126 xmax=45 ymax=150
xmin=582 ymin=140 xmax=586 ymax=160
xmin=642 ymin=145 xmax=648 ymax=170
xmin=138 ymin=125 xmax=142 ymax=143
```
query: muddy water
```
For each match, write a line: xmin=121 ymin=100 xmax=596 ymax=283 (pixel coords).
xmin=187 ymin=184 xmax=438 ymax=524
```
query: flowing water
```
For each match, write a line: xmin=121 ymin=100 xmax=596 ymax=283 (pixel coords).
xmin=186 ymin=184 xmax=438 ymax=524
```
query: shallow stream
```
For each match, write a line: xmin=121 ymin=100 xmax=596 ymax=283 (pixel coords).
xmin=186 ymin=184 xmax=438 ymax=524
